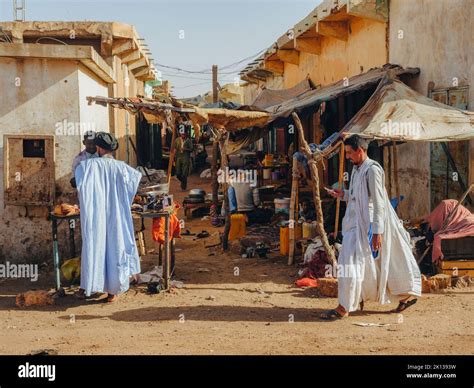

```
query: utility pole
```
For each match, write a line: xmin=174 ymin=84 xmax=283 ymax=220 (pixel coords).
xmin=212 ymin=65 xmax=218 ymax=103
xmin=13 ymin=0 xmax=26 ymax=21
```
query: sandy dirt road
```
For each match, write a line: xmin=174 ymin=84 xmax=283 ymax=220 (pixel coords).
xmin=0 ymin=174 xmax=473 ymax=355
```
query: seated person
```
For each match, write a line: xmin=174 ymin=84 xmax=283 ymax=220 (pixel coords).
xmin=230 ymin=177 xmax=272 ymax=225
xmin=231 ymin=180 xmax=260 ymax=211
xmin=228 ymin=186 xmax=238 ymax=213
xmin=292 ymin=144 xmax=317 ymax=185
xmin=299 ymin=198 xmax=316 ymax=221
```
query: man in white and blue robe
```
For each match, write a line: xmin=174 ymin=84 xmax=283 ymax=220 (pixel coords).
xmin=321 ymin=135 xmax=421 ymax=319
xmin=75 ymin=132 xmax=142 ymax=302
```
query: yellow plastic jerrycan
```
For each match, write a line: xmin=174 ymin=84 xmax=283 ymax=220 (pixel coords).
xmin=229 ymin=213 xmax=247 ymax=240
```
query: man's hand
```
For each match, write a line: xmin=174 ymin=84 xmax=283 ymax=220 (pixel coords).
xmin=327 ymin=188 xmax=344 ymax=199
xmin=372 ymin=233 xmax=382 ymax=251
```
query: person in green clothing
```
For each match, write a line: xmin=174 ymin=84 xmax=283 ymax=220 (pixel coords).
xmin=174 ymin=130 xmax=193 ymax=190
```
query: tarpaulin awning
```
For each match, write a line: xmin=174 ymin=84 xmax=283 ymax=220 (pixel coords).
xmin=342 ymin=77 xmax=474 ymax=141
xmin=86 ymin=65 xmax=419 ymax=134
xmin=250 ymin=78 xmax=314 ymax=110
xmin=86 ymin=96 xmax=270 ymax=132
xmin=262 ymin=64 xmax=420 ymax=121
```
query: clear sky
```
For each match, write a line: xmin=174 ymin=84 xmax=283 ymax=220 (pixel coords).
xmin=0 ymin=0 xmax=320 ymax=98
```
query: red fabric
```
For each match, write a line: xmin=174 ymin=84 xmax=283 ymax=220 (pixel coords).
xmin=425 ymin=199 xmax=474 ymax=263
xmin=152 ymin=203 xmax=182 ymax=244
xmin=295 ymin=278 xmax=318 ymax=288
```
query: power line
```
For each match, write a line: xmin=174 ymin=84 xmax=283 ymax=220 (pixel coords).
xmin=172 ymin=81 xmax=210 ymax=89
xmin=159 ymin=71 xmax=237 ymax=83
xmin=160 ymin=72 xmax=212 ymax=81
xmin=219 ymin=49 xmax=266 ymax=71
xmin=160 ymin=71 xmax=243 ymax=81
xmin=154 ymin=63 xmax=210 ymax=74
xmin=154 ymin=48 xmax=266 ymax=76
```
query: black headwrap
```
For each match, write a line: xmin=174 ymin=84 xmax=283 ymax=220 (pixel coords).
xmin=94 ymin=132 xmax=119 ymax=152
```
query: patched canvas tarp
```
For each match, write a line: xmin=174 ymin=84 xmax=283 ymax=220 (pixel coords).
xmin=251 ymin=78 xmax=313 ymax=110
xmin=343 ymin=77 xmax=474 ymax=141
xmin=261 ymin=64 xmax=420 ymax=121
xmin=225 ymin=126 xmax=268 ymax=155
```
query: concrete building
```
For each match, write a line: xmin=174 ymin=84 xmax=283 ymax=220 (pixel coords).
xmin=240 ymin=0 xmax=473 ymax=219
xmin=388 ymin=0 xmax=473 ymax=218
xmin=240 ymin=0 xmax=388 ymax=104
xmin=0 ymin=21 xmax=156 ymax=263
xmin=182 ymin=83 xmax=246 ymax=107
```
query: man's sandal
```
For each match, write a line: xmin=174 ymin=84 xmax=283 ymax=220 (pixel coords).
xmin=107 ymin=294 xmax=119 ymax=303
xmin=392 ymin=298 xmax=417 ymax=313
xmin=319 ymin=309 xmax=347 ymax=320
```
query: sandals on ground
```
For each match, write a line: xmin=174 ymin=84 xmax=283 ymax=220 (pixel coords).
xmin=74 ymin=289 xmax=86 ymax=300
xmin=319 ymin=309 xmax=347 ymax=320
xmin=392 ymin=298 xmax=417 ymax=313
xmin=107 ymin=294 xmax=119 ymax=303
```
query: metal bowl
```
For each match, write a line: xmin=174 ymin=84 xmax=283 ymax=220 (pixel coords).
xmin=189 ymin=188 xmax=206 ymax=196
xmin=189 ymin=194 xmax=205 ymax=199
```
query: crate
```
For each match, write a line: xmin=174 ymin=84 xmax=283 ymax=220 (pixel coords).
xmin=441 ymin=237 xmax=474 ymax=260
xmin=439 ymin=260 xmax=474 ymax=277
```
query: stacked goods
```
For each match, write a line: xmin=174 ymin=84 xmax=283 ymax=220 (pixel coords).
xmin=421 ymin=275 xmax=431 ymax=293
xmin=263 ymin=154 xmax=274 ymax=166
xmin=452 ymin=275 xmax=474 ymax=289
xmin=53 ymin=203 xmax=79 ymax=216
xmin=421 ymin=274 xmax=452 ymax=293
xmin=16 ymin=290 xmax=55 ymax=307
xmin=317 ymin=278 xmax=338 ymax=297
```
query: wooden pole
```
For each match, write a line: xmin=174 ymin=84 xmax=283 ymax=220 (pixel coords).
xmin=219 ymin=132 xmax=231 ymax=250
xmin=167 ymin=121 xmax=177 ymax=185
xmin=212 ymin=65 xmax=218 ymax=104
xmin=211 ymin=140 xmax=219 ymax=206
xmin=288 ymin=155 xmax=299 ymax=265
xmin=292 ymin=112 xmax=337 ymax=267
xmin=392 ymin=141 xmax=400 ymax=215
xmin=334 ymin=142 xmax=345 ymax=235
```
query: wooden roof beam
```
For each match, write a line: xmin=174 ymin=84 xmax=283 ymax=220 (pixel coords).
xmin=112 ymin=39 xmax=137 ymax=56
xmin=295 ymin=37 xmax=321 ymax=55
xmin=240 ymin=74 xmax=259 ymax=84
xmin=276 ymin=49 xmax=299 ymax=66
xmin=129 ymin=57 xmax=148 ymax=71
xmin=277 ymin=30 xmax=295 ymax=50
xmin=121 ymin=49 xmax=142 ymax=65
xmin=133 ymin=67 xmax=151 ymax=78
xmin=264 ymin=60 xmax=284 ymax=75
xmin=316 ymin=20 xmax=348 ymax=41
